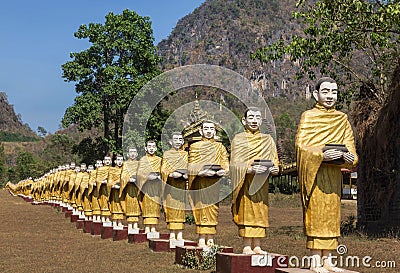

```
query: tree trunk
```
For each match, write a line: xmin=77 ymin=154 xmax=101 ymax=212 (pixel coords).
xmin=354 ymin=60 xmax=400 ymax=235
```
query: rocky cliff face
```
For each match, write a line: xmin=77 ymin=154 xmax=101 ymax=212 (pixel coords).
xmin=157 ymin=0 xmax=311 ymax=100
xmin=0 ymin=92 xmax=37 ymax=141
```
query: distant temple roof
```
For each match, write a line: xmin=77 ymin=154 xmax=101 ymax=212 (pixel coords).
xmin=182 ymin=98 xmax=222 ymax=144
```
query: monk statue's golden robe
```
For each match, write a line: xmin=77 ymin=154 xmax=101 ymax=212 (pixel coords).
xmin=32 ymin=182 xmax=41 ymax=201
xmin=5 ymin=182 xmax=15 ymax=194
xmin=53 ymin=172 xmax=61 ymax=201
xmin=41 ymin=180 xmax=46 ymax=201
xmin=37 ymin=179 xmax=43 ymax=201
xmin=58 ymin=170 xmax=66 ymax=202
xmin=96 ymin=166 xmax=111 ymax=217
xmin=74 ymin=172 xmax=84 ymax=212
xmin=12 ymin=181 xmax=21 ymax=195
xmin=48 ymin=174 xmax=55 ymax=201
xmin=188 ymin=138 xmax=229 ymax=235
xmin=296 ymin=103 xmax=358 ymax=250
xmin=120 ymin=160 xmax=140 ymax=223
xmin=79 ymin=172 xmax=92 ymax=217
xmin=108 ymin=166 xmax=124 ymax=220
xmin=161 ymin=148 xmax=188 ymax=230
xmin=26 ymin=180 xmax=34 ymax=197
xmin=88 ymin=169 xmax=101 ymax=217
xmin=50 ymin=173 xmax=57 ymax=201
xmin=68 ymin=172 xmax=78 ymax=208
xmin=43 ymin=176 xmax=50 ymax=202
xmin=137 ymin=154 xmax=162 ymax=225
xmin=231 ymin=130 xmax=279 ymax=238
xmin=38 ymin=180 xmax=45 ymax=201
xmin=62 ymin=170 xmax=73 ymax=203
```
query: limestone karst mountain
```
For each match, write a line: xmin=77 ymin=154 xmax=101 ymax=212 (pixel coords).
xmin=157 ymin=0 xmax=312 ymax=100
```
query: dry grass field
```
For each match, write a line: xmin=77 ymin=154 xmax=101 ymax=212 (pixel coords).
xmin=0 ymin=190 xmax=398 ymax=273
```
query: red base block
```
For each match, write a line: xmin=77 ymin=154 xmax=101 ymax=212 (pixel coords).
xmin=149 ymin=239 xmax=198 ymax=252
xmin=101 ymin=226 xmax=114 ymax=239
xmin=216 ymin=252 xmax=288 ymax=273
xmin=62 ymin=207 xmax=68 ymax=212
xmin=127 ymin=230 xmax=145 ymax=244
xmin=113 ymin=227 xmax=128 ymax=241
xmin=175 ymin=245 xmax=234 ymax=266
xmin=128 ymin=232 xmax=169 ymax=244
xmin=70 ymin=214 xmax=79 ymax=223
xmin=91 ymin=222 xmax=102 ymax=236
xmin=65 ymin=211 xmax=73 ymax=218
xmin=83 ymin=220 xmax=92 ymax=233
xmin=76 ymin=219 xmax=84 ymax=229
xmin=149 ymin=239 xmax=171 ymax=252
xmin=275 ymin=269 xmax=360 ymax=273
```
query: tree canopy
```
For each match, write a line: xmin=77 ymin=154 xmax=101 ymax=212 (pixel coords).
xmin=61 ymin=9 xmax=160 ymax=155
xmin=252 ymin=0 xmax=400 ymax=103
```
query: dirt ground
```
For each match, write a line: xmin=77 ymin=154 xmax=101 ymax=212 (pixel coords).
xmin=0 ymin=190 xmax=398 ymax=273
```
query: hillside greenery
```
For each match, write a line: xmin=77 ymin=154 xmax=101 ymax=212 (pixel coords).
xmin=0 ymin=132 xmax=39 ymax=142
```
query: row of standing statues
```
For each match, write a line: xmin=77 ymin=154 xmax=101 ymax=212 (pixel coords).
xmin=6 ymin=77 xmax=358 ymax=273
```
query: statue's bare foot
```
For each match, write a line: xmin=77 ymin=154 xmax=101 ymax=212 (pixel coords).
xmin=324 ymin=263 xmax=344 ymax=272
xmin=310 ymin=265 xmax=329 ymax=273
xmin=206 ymin=239 xmax=215 ymax=247
xmin=253 ymin=246 xmax=268 ymax=254
xmin=242 ymin=246 xmax=255 ymax=255
xmin=198 ymin=238 xmax=206 ymax=248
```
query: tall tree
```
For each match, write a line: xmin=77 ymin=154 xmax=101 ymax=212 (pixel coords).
xmin=15 ymin=152 xmax=43 ymax=180
xmin=62 ymin=9 xmax=160 ymax=155
xmin=252 ymin=0 xmax=400 ymax=103
xmin=37 ymin=126 xmax=47 ymax=137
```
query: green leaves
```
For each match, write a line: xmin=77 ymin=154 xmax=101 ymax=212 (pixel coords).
xmin=253 ymin=0 xmax=400 ymax=103
xmin=61 ymin=9 xmax=160 ymax=156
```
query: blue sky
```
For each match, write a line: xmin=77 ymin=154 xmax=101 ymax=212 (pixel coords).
xmin=0 ymin=0 xmax=205 ymax=134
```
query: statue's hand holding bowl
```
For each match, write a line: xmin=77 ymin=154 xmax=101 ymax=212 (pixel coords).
xmin=182 ymin=174 xmax=188 ymax=180
xmin=198 ymin=169 xmax=207 ymax=177
xmin=205 ymin=170 xmax=216 ymax=176
xmin=251 ymin=164 xmax=269 ymax=174
xmin=270 ymin=165 xmax=279 ymax=176
xmin=148 ymin=173 xmax=159 ymax=181
xmin=169 ymin=171 xmax=183 ymax=179
xmin=323 ymin=149 xmax=343 ymax=161
xmin=343 ymin=152 xmax=355 ymax=164
xmin=216 ymin=169 xmax=226 ymax=177
xmin=247 ymin=166 xmax=254 ymax=174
